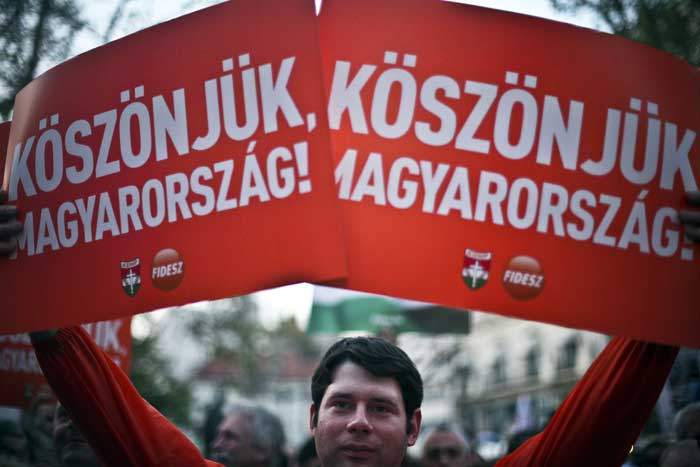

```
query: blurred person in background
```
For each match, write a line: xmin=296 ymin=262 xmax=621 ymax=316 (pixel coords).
xmin=623 ymin=435 xmax=671 ymax=467
xmin=673 ymin=402 xmax=700 ymax=442
xmin=0 ymin=417 xmax=31 ymax=467
xmin=201 ymin=390 xmax=226 ymax=459
xmin=23 ymin=392 xmax=58 ymax=467
xmin=211 ymin=405 xmax=287 ymax=467
xmin=421 ymin=423 xmax=485 ymax=467
xmin=52 ymin=402 xmax=102 ymax=467
xmin=659 ymin=439 xmax=700 ymax=467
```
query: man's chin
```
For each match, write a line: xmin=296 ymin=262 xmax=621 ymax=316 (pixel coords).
xmin=331 ymin=453 xmax=382 ymax=467
xmin=334 ymin=460 xmax=380 ymax=467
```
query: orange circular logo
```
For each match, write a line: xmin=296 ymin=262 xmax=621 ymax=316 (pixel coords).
xmin=502 ymin=256 xmax=545 ymax=300
xmin=151 ymin=248 xmax=185 ymax=291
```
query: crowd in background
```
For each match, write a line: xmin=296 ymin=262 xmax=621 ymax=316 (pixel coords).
xmin=0 ymin=391 xmax=101 ymax=467
xmin=1 ymin=371 xmax=699 ymax=467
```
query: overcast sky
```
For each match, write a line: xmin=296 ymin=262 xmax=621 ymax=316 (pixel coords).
xmin=69 ymin=0 xmax=606 ymax=66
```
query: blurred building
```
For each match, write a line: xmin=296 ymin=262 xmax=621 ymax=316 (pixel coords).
xmin=403 ymin=311 xmax=608 ymax=458
xmin=453 ymin=312 xmax=608 ymax=435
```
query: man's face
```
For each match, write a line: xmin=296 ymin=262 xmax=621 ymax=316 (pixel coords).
xmin=211 ymin=413 xmax=267 ymax=467
xmin=53 ymin=403 xmax=100 ymax=467
xmin=310 ymin=361 xmax=421 ymax=467
xmin=421 ymin=431 xmax=467 ymax=467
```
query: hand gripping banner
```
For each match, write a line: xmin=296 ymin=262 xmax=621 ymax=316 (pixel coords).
xmin=0 ymin=0 xmax=346 ymax=334
xmin=319 ymin=0 xmax=700 ymax=347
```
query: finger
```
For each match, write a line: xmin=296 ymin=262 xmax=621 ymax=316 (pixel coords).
xmin=0 ymin=220 xmax=22 ymax=238
xmin=683 ymin=226 xmax=700 ymax=243
xmin=685 ymin=191 xmax=700 ymax=206
xmin=679 ymin=210 xmax=700 ymax=226
xmin=0 ymin=205 xmax=18 ymax=221
xmin=0 ymin=238 xmax=16 ymax=256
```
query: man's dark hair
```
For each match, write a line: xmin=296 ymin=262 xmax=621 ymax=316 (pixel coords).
xmin=311 ymin=336 xmax=423 ymax=431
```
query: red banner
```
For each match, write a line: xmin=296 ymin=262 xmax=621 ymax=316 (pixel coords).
xmin=0 ymin=318 xmax=132 ymax=407
xmin=2 ymin=0 xmax=700 ymax=347
xmin=319 ymin=0 xmax=700 ymax=346
xmin=0 ymin=0 xmax=346 ymax=333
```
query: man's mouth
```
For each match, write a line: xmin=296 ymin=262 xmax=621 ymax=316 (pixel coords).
xmin=340 ymin=444 xmax=375 ymax=460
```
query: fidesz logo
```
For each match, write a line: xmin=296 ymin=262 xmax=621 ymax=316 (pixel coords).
xmin=151 ymin=248 xmax=185 ymax=291
xmin=502 ymin=256 xmax=545 ymax=300
xmin=120 ymin=258 xmax=141 ymax=298
xmin=461 ymin=249 xmax=492 ymax=291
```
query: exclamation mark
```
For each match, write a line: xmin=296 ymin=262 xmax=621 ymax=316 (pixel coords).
xmin=294 ymin=142 xmax=312 ymax=194
xmin=681 ymin=233 xmax=694 ymax=261
xmin=306 ymin=112 xmax=317 ymax=132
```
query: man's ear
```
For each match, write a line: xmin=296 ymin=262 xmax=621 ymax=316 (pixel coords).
xmin=309 ymin=403 xmax=318 ymax=433
xmin=407 ymin=409 xmax=422 ymax=446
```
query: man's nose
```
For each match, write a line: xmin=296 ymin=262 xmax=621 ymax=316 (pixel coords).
xmin=346 ymin=405 xmax=372 ymax=433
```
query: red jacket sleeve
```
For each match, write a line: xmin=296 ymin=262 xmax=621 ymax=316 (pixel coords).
xmin=32 ymin=326 xmax=223 ymax=467
xmin=497 ymin=337 xmax=678 ymax=467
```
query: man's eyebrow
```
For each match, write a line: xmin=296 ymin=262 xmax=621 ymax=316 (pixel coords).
xmin=325 ymin=393 xmax=401 ymax=407
xmin=369 ymin=397 xmax=400 ymax=407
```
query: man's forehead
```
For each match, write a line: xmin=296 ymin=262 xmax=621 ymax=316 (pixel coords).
xmin=425 ymin=430 xmax=464 ymax=447
xmin=221 ymin=413 xmax=251 ymax=432
xmin=326 ymin=361 xmax=403 ymax=403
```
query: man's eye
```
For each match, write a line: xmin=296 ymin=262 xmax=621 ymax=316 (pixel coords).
xmin=333 ymin=401 xmax=351 ymax=409
xmin=371 ymin=406 xmax=389 ymax=413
